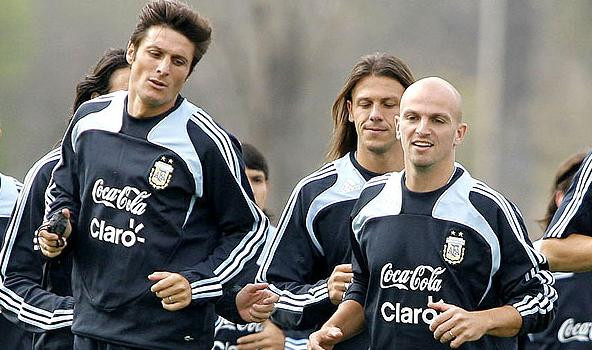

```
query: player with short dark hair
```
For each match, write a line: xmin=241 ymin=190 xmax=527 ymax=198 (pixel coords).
xmin=36 ymin=1 xmax=273 ymax=349
xmin=309 ymin=77 xmax=556 ymax=350
xmin=521 ymin=151 xmax=592 ymax=349
xmin=0 ymin=47 xmax=130 ymax=350
xmin=256 ymin=53 xmax=414 ymax=349
xmin=541 ymin=150 xmax=592 ymax=272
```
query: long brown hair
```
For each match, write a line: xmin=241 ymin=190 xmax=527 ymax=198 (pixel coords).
xmin=539 ymin=151 xmax=588 ymax=230
xmin=71 ymin=48 xmax=129 ymax=116
xmin=326 ymin=53 xmax=415 ymax=161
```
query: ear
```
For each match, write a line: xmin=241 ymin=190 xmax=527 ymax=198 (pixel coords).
xmin=346 ymin=100 xmax=353 ymax=122
xmin=395 ymin=115 xmax=401 ymax=140
xmin=453 ymin=122 xmax=468 ymax=146
xmin=126 ymin=41 xmax=136 ymax=64
xmin=91 ymin=92 xmax=99 ymax=99
xmin=554 ymin=191 xmax=565 ymax=208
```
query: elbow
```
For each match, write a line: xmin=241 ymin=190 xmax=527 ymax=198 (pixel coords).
xmin=538 ymin=239 xmax=561 ymax=272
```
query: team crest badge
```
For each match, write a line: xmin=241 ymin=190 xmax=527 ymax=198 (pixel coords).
xmin=149 ymin=156 xmax=174 ymax=190
xmin=443 ymin=230 xmax=465 ymax=265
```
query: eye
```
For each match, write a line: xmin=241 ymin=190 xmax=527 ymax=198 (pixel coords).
xmin=148 ymin=50 xmax=161 ymax=58
xmin=173 ymin=58 xmax=187 ymax=66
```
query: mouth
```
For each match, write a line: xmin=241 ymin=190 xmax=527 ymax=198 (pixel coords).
xmin=148 ymin=78 xmax=167 ymax=89
xmin=411 ymin=140 xmax=433 ymax=149
xmin=364 ymin=126 xmax=388 ymax=133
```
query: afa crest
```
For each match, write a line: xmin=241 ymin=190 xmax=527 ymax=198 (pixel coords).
xmin=149 ymin=156 xmax=174 ymax=190
xmin=443 ymin=230 xmax=465 ymax=265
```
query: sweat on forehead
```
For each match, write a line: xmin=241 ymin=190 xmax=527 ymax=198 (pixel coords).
xmin=400 ymin=77 xmax=463 ymax=121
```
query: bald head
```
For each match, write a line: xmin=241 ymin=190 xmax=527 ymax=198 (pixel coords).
xmin=400 ymin=77 xmax=463 ymax=122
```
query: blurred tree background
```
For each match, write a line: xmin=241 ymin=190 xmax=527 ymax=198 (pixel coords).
xmin=1 ymin=0 xmax=591 ymax=238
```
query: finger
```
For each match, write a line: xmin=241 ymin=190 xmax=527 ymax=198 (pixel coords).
xmin=61 ymin=208 xmax=71 ymax=219
xmin=428 ymin=301 xmax=452 ymax=312
xmin=235 ymin=341 xmax=261 ymax=350
xmin=432 ymin=313 xmax=457 ymax=340
xmin=149 ymin=273 xmax=176 ymax=292
xmin=148 ymin=271 xmax=172 ymax=282
xmin=428 ymin=302 xmax=454 ymax=332
xmin=244 ymin=282 xmax=270 ymax=294
xmin=237 ymin=332 xmax=264 ymax=344
xmin=39 ymin=231 xmax=62 ymax=241
xmin=334 ymin=264 xmax=353 ymax=273
xmin=161 ymin=298 xmax=189 ymax=311
xmin=252 ymin=302 xmax=275 ymax=314
xmin=333 ymin=272 xmax=354 ymax=283
xmin=450 ymin=334 xmax=466 ymax=349
xmin=155 ymin=281 xmax=189 ymax=298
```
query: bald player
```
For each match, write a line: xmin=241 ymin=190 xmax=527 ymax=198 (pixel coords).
xmin=308 ymin=77 xmax=556 ymax=350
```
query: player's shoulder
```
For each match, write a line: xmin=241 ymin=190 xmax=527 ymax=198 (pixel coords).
xmin=0 ymin=172 xmax=22 ymax=216
xmin=185 ymin=103 xmax=239 ymax=150
xmin=72 ymin=90 xmax=126 ymax=125
xmin=23 ymin=148 xmax=61 ymax=188
xmin=352 ymin=171 xmax=401 ymax=222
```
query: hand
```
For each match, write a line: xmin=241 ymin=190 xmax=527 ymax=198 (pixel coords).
xmin=428 ymin=301 xmax=488 ymax=349
xmin=327 ymin=264 xmax=353 ymax=305
xmin=149 ymin=272 xmax=192 ymax=311
xmin=236 ymin=283 xmax=278 ymax=323
xmin=38 ymin=208 xmax=72 ymax=258
xmin=308 ymin=326 xmax=343 ymax=350
xmin=236 ymin=320 xmax=285 ymax=350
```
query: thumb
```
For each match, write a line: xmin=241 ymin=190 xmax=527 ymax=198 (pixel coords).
xmin=148 ymin=271 xmax=172 ymax=281
xmin=61 ymin=208 xmax=71 ymax=219
xmin=327 ymin=327 xmax=343 ymax=340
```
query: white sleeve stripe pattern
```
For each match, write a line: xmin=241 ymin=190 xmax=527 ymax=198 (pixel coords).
xmin=0 ymin=149 xmax=73 ymax=329
xmin=546 ymin=154 xmax=592 ymax=238
xmin=269 ymin=283 xmax=329 ymax=312
xmin=473 ymin=182 xmax=544 ymax=267
xmin=187 ymin=114 xmax=268 ymax=299
xmin=285 ymin=337 xmax=309 ymax=350
xmin=472 ymin=183 xmax=556 ymax=318
xmin=192 ymin=111 xmax=240 ymax=178
xmin=255 ymin=163 xmax=337 ymax=283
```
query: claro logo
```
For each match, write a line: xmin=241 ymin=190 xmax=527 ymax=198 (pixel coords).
xmin=90 ymin=218 xmax=145 ymax=247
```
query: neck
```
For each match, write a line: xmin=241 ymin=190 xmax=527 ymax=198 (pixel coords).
xmin=405 ymin=160 xmax=455 ymax=193
xmin=127 ymin=91 xmax=176 ymax=119
xmin=355 ymin=146 xmax=404 ymax=174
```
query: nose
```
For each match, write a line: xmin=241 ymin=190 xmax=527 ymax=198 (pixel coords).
xmin=156 ymin=57 xmax=171 ymax=75
xmin=369 ymin=104 xmax=383 ymax=122
xmin=415 ymin=118 xmax=430 ymax=135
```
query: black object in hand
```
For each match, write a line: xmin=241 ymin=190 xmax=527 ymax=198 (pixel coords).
xmin=48 ymin=211 xmax=68 ymax=237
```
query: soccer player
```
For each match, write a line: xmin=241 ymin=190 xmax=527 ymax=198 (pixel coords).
xmin=309 ymin=77 xmax=556 ymax=350
xmin=256 ymin=53 xmax=414 ymax=349
xmin=0 ymin=123 xmax=28 ymax=350
xmin=0 ymin=48 xmax=130 ymax=350
xmin=36 ymin=1 xmax=272 ymax=349
xmin=541 ymin=150 xmax=592 ymax=272
xmin=215 ymin=143 xmax=309 ymax=350
xmin=521 ymin=151 xmax=592 ymax=349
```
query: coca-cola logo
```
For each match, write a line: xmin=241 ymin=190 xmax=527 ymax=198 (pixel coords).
xmin=92 ymin=179 xmax=151 ymax=215
xmin=380 ymin=263 xmax=445 ymax=292
xmin=558 ymin=318 xmax=592 ymax=343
